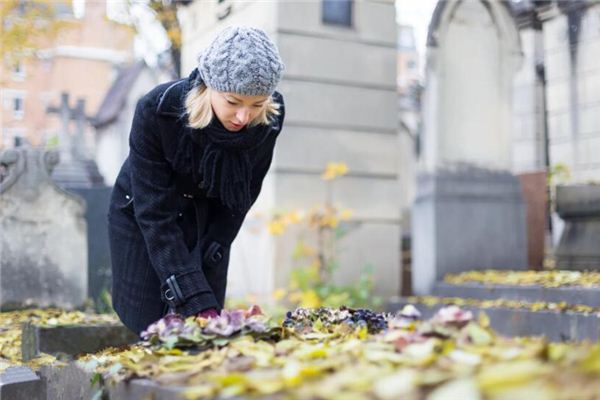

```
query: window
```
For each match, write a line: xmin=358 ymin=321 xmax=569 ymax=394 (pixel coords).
xmin=322 ymin=0 xmax=352 ymax=27
xmin=2 ymin=128 xmax=26 ymax=148
xmin=13 ymin=96 xmax=24 ymax=120
xmin=12 ymin=60 xmax=25 ymax=81
xmin=55 ymin=1 xmax=74 ymax=19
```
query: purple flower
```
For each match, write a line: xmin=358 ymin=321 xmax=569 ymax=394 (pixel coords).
xmin=433 ymin=305 xmax=473 ymax=327
xmin=204 ymin=315 xmax=237 ymax=336
xmin=140 ymin=313 xmax=185 ymax=341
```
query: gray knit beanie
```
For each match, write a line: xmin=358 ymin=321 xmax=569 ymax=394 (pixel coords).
xmin=197 ymin=26 xmax=284 ymax=96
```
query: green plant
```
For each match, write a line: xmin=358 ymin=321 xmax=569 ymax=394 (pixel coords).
xmin=268 ymin=162 xmax=382 ymax=310
xmin=93 ymin=288 xmax=115 ymax=315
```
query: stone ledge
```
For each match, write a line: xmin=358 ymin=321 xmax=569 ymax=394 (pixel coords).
xmin=387 ymin=298 xmax=600 ymax=341
xmin=433 ymin=281 xmax=600 ymax=307
xmin=21 ymin=323 xmax=139 ymax=361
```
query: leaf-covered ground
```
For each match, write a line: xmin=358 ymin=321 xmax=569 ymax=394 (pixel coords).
xmin=444 ymin=270 xmax=600 ymax=288
xmin=0 ymin=308 xmax=119 ymax=372
xmin=2 ymin=306 xmax=600 ymax=399
xmin=81 ymin=306 xmax=600 ymax=400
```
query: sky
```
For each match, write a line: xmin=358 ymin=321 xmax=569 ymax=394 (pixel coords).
xmin=396 ymin=0 xmax=439 ymax=76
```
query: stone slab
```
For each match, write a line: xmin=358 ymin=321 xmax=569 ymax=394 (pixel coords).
xmin=387 ymin=298 xmax=600 ymax=341
xmin=39 ymin=361 xmax=221 ymax=400
xmin=21 ymin=323 xmax=139 ymax=361
xmin=0 ymin=366 xmax=43 ymax=400
xmin=38 ymin=362 xmax=95 ymax=400
xmin=412 ymin=168 xmax=528 ymax=295
xmin=433 ymin=282 xmax=600 ymax=307
xmin=279 ymin=34 xmax=396 ymax=88
xmin=276 ymin=126 xmax=399 ymax=176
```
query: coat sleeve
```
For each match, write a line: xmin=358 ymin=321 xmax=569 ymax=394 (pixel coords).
xmin=204 ymin=94 xmax=286 ymax=246
xmin=127 ymin=94 xmax=220 ymax=316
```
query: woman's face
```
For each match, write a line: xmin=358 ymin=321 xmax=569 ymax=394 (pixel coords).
xmin=210 ymin=90 xmax=269 ymax=132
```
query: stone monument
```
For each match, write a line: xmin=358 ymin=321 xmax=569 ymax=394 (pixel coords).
xmin=0 ymin=147 xmax=88 ymax=310
xmin=412 ymin=0 xmax=528 ymax=294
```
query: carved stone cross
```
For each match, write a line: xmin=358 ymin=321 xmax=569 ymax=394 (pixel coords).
xmin=46 ymin=92 xmax=90 ymax=162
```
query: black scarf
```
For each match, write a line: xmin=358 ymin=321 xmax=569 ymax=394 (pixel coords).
xmin=172 ymin=69 xmax=273 ymax=213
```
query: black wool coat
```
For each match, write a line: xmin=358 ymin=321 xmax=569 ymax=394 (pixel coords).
xmin=107 ymin=71 xmax=285 ymax=335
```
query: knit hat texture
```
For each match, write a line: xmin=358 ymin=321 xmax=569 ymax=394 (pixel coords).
xmin=197 ymin=26 xmax=284 ymax=96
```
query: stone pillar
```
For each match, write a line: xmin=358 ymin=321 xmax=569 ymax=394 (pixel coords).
xmin=413 ymin=0 xmax=527 ymax=294
xmin=0 ymin=147 xmax=88 ymax=310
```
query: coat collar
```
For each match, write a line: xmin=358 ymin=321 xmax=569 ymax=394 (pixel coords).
xmin=155 ymin=68 xmax=199 ymax=117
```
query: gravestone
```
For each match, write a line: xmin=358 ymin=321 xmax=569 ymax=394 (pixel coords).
xmin=0 ymin=366 xmax=43 ymax=400
xmin=412 ymin=0 xmax=527 ymax=294
xmin=554 ymin=184 xmax=600 ymax=269
xmin=47 ymin=92 xmax=113 ymax=307
xmin=0 ymin=146 xmax=88 ymax=310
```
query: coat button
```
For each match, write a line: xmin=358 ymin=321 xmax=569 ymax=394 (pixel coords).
xmin=211 ymin=250 xmax=223 ymax=263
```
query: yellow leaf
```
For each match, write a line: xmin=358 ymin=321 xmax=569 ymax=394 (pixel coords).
xmin=428 ymin=378 xmax=481 ymax=400
xmin=478 ymin=360 xmax=549 ymax=393
xmin=272 ymin=288 xmax=287 ymax=301
xmin=334 ymin=162 xmax=349 ymax=176
xmin=339 ymin=209 xmax=353 ymax=220
xmin=300 ymin=290 xmax=321 ymax=309
xmin=372 ymin=369 xmax=419 ymax=400
xmin=285 ymin=211 xmax=303 ymax=224
xmin=183 ymin=384 xmax=216 ymax=399
xmin=579 ymin=344 xmax=600 ymax=373
xmin=267 ymin=219 xmax=285 ymax=236
xmin=546 ymin=343 xmax=569 ymax=362
xmin=321 ymin=162 xmax=349 ymax=180
xmin=218 ymin=373 xmax=248 ymax=386
xmin=478 ymin=311 xmax=490 ymax=328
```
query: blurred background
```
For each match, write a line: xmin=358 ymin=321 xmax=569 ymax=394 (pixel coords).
xmin=1 ymin=0 xmax=599 ymax=314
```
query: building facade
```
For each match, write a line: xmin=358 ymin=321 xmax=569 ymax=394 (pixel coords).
xmin=0 ymin=0 xmax=134 ymax=151
xmin=512 ymin=0 xmax=600 ymax=183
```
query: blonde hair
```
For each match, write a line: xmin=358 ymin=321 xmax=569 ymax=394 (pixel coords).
xmin=185 ymin=84 xmax=280 ymax=129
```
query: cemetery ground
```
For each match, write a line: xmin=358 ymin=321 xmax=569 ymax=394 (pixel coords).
xmin=2 ymin=269 xmax=600 ymax=400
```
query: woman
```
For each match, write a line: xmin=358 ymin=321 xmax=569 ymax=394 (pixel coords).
xmin=107 ymin=26 xmax=285 ymax=335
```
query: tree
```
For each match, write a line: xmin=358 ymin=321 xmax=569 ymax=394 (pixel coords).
xmin=0 ymin=0 xmax=76 ymax=64
xmin=147 ymin=0 xmax=185 ymax=77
